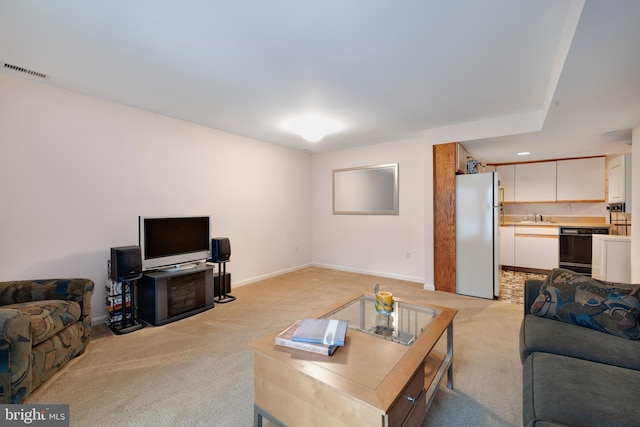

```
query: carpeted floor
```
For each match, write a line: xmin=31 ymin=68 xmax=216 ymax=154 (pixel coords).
xmin=24 ymin=267 xmax=527 ymax=426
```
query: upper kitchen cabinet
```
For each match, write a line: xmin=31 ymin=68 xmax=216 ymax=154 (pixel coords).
xmin=556 ymin=157 xmax=605 ymax=202
xmin=497 ymin=165 xmax=515 ymax=203
xmin=608 ymin=154 xmax=632 ymax=208
xmin=456 ymin=143 xmax=471 ymax=174
xmin=514 ymin=162 xmax=557 ymax=202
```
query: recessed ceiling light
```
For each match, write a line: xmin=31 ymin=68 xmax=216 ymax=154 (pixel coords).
xmin=517 ymin=151 xmax=531 ymax=156
xmin=283 ymin=114 xmax=342 ymax=142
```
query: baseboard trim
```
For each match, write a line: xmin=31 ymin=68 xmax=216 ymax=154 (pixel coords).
xmin=231 ymin=263 xmax=313 ymax=288
xmin=312 ymin=262 xmax=425 ymax=286
xmin=92 ymin=314 xmax=109 ymax=325
xmin=423 ymin=283 xmax=436 ymax=291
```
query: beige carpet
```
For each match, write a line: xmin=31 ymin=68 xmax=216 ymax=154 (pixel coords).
xmin=24 ymin=267 xmax=525 ymax=426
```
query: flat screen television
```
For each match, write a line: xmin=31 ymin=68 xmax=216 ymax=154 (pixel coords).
xmin=139 ymin=216 xmax=211 ymax=271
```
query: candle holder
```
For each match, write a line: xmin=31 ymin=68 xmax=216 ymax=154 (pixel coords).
xmin=374 ymin=284 xmax=394 ymax=314
xmin=374 ymin=284 xmax=394 ymax=336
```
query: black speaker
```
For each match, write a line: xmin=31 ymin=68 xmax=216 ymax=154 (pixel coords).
xmin=110 ymin=246 xmax=142 ymax=281
xmin=211 ymin=238 xmax=231 ymax=262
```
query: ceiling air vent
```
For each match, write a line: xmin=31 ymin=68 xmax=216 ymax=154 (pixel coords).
xmin=3 ymin=62 xmax=47 ymax=79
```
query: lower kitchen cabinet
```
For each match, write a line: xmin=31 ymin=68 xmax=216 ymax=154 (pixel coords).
xmin=499 ymin=225 xmax=515 ymax=267
xmin=514 ymin=226 xmax=559 ymax=271
xmin=592 ymin=234 xmax=631 ymax=283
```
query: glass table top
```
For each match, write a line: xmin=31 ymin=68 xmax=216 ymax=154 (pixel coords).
xmin=323 ymin=295 xmax=441 ymax=346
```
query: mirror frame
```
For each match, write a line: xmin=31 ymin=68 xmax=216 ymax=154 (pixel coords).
xmin=332 ymin=163 xmax=399 ymax=215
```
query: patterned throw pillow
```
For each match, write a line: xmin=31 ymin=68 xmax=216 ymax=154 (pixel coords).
xmin=531 ymin=268 xmax=640 ymax=339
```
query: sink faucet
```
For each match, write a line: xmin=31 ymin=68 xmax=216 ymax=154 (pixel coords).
xmin=539 ymin=214 xmax=543 ymax=222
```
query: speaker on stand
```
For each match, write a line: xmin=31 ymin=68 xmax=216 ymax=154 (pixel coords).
xmin=211 ymin=238 xmax=236 ymax=304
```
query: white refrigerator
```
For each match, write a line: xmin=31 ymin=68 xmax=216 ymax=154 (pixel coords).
xmin=456 ymin=172 xmax=500 ymax=299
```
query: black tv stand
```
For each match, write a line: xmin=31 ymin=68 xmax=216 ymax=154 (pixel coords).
xmin=138 ymin=264 xmax=214 ymax=325
xmin=214 ymin=261 xmax=236 ymax=304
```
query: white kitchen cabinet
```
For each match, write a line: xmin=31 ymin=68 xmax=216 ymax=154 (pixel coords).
xmin=499 ymin=225 xmax=515 ymax=267
xmin=608 ymin=154 xmax=632 ymax=208
xmin=592 ymin=234 xmax=631 ymax=283
xmin=497 ymin=165 xmax=515 ymax=203
xmin=608 ymin=155 xmax=625 ymax=203
xmin=556 ymin=157 xmax=605 ymax=202
xmin=514 ymin=162 xmax=557 ymax=202
xmin=456 ymin=143 xmax=470 ymax=174
xmin=514 ymin=226 xmax=559 ymax=271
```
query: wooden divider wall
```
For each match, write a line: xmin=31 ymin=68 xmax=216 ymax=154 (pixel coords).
xmin=433 ymin=143 xmax=457 ymax=293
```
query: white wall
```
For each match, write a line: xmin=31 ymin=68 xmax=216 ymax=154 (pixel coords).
xmin=632 ymin=124 xmax=639 ymax=282
xmin=311 ymin=137 xmax=426 ymax=283
xmin=0 ymin=73 xmax=312 ymax=322
xmin=424 ymin=141 xmax=435 ymax=290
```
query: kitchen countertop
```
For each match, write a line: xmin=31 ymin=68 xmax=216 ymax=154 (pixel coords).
xmin=591 ymin=234 xmax=631 ymax=241
xmin=502 ymin=221 xmax=614 ymax=228
xmin=501 ymin=215 xmax=612 ymax=228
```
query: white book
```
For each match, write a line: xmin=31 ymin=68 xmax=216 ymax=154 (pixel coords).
xmin=292 ymin=317 xmax=348 ymax=346
xmin=275 ymin=320 xmax=337 ymax=356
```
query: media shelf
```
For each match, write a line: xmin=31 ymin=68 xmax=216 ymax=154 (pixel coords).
xmin=138 ymin=264 xmax=214 ymax=326
xmin=106 ymin=278 xmax=146 ymax=335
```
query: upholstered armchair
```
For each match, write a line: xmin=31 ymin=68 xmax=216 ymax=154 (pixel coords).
xmin=0 ymin=278 xmax=94 ymax=403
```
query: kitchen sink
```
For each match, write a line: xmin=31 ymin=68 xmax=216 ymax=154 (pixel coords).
xmin=516 ymin=220 xmax=554 ymax=224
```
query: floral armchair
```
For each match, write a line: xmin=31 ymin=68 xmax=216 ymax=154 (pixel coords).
xmin=0 ymin=278 xmax=94 ymax=403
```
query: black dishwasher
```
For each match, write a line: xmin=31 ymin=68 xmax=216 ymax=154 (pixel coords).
xmin=559 ymin=227 xmax=610 ymax=275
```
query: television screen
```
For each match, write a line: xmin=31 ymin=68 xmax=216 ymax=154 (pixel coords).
xmin=139 ymin=216 xmax=210 ymax=271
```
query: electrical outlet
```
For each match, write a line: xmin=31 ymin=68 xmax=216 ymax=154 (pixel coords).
xmin=406 ymin=252 xmax=411 ymax=259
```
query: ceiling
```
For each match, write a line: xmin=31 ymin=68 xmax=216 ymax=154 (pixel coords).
xmin=0 ymin=1 xmax=638 ymax=163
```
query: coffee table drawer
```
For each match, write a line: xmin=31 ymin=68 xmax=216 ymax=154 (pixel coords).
xmin=402 ymin=388 xmax=427 ymax=427
xmin=387 ymin=362 xmax=426 ymax=427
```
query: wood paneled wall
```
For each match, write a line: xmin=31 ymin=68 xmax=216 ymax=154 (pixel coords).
xmin=433 ymin=143 xmax=457 ymax=293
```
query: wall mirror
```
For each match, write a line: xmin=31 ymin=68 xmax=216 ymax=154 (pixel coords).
xmin=332 ymin=163 xmax=399 ymax=215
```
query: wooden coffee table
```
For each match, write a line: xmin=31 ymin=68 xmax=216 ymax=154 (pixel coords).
xmin=250 ymin=292 xmax=457 ymax=427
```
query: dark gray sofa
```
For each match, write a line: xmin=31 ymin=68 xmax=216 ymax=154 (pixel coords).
xmin=520 ymin=279 xmax=640 ymax=427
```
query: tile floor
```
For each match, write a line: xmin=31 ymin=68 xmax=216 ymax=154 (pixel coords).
xmin=497 ymin=269 xmax=547 ymax=305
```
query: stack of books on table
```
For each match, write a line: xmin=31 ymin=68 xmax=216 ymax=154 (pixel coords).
xmin=275 ymin=318 xmax=348 ymax=356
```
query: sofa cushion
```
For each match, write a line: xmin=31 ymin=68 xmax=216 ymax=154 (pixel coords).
xmin=523 ymin=352 xmax=639 ymax=427
xmin=4 ymin=300 xmax=81 ymax=346
xmin=520 ymin=314 xmax=640 ymax=370
xmin=32 ymin=322 xmax=85 ymax=388
xmin=530 ymin=268 xmax=640 ymax=339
